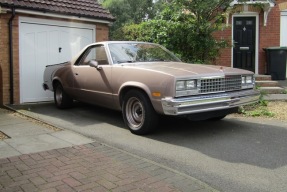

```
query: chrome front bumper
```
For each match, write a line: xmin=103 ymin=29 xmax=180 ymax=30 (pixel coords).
xmin=161 ymin=89 xmax=260 ymax=115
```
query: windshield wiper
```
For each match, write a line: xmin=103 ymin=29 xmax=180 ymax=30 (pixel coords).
xmin=116 ymin=60 xmax=135 ymax=64
xmin=149 ymin=59 xmax=173 ymax=62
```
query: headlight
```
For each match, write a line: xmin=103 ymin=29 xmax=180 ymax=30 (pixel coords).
xmin=241 ymin=75 xmax=254 ymax=89
xmin=175 ymin=79 xmax=199 ymax=97
xmin=186 ymin=80 xmax=196 ymax=89
xmin=246 ymin=76 xmax=253 ymax=84
xmin=176 ymin=81 xmax=185 ymax=91
xmin=242 ymin=76 xmax=246 ymax=84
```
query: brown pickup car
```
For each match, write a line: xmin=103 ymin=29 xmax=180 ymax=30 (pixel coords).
xmin=43 ymin=41 xmax=260 ymax=135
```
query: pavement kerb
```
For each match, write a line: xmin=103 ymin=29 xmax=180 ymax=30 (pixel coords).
xmin=2 ymin=104 xmax=220 ymax=192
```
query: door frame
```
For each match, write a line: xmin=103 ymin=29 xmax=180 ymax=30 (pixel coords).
xmin=19 ymin=17 xmax=96 ymax=103
xmin=232 ymin=13 xmax=259 ymax=74
xmin=281 ymin=10 xmax=287 ymax=46
xmin=280 ymin=10 xmax=287 ymax=78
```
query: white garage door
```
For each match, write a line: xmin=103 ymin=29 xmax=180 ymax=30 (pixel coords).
xmin=281 ymin=11 xmax=287 ymax=46
xmin=19 ymin=18 xmax=94 ymax=103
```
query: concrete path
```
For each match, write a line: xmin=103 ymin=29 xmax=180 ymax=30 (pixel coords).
xmin=0 ymin=108 xmax=218 ymax=192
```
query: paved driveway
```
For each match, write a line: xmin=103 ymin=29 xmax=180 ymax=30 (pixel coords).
xmin=12 ymin=102 xmax=287 ymax=192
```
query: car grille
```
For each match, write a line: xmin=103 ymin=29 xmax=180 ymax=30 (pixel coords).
xmin=199 ymin=75 xmax=242 ymax=93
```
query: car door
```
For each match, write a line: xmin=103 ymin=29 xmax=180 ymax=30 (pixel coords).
xmin=72 ymin=45 xmax=114 ymax=108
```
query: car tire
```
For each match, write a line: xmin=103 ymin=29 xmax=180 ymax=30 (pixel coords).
xmin=54 ymin=83 xmax=73 ymax=109
xmin=122 ymin=89 xmax=159 ymax=135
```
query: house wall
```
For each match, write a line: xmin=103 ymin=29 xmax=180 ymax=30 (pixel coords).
xmin=214 ymin=1 xmax=285 ymax=75
xmin=258 ymin=2 xmax=281 ymax=75
xmin=0 ymin=12 xmax=110 ymax=105
xmin=0 ymin=14 xmax=12 ymax=106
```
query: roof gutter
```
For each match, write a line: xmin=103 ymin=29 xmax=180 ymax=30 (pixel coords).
xmin=8 ymin=7 xmax=15 ymax=104
xmin=15 ymin=9 xmax=113 ymax=24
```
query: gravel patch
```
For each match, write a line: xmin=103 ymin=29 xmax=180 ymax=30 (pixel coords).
xmin=266 ymin=101 xmax=287 ymax=121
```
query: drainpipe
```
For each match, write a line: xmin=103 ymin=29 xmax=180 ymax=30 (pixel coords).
xmin=8 ymin=7 xmax=15 ymax=104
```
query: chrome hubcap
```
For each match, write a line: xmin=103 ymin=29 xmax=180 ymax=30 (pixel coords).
xmin=126 ymin=97 xmax=144 ymax=130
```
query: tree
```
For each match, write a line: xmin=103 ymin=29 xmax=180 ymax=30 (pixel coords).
xmin=112 ymin=0 xmax=232 ymax=63
xmin=101 ymin=0 xmax=156 ymax=38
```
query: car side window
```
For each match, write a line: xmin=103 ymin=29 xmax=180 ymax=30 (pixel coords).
xmin=76 ymin=45 xmax=109 ymax=66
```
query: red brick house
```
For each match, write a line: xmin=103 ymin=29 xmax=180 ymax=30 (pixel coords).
xmin=0 ymin=0 xmax=114 ymax=105
xmin=214 ymin=0 xmax=287 ymax=77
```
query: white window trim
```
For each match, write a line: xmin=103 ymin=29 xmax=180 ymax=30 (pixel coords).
xmin=232 ymin=13 xmax=259 ymax=74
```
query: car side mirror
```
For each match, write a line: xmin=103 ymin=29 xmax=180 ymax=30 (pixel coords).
xmin=89 ymin=60 xmax=102 ymax=70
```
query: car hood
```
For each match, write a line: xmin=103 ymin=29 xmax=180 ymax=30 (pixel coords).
xmin=122 ymin=62 xmax=253 ymax=77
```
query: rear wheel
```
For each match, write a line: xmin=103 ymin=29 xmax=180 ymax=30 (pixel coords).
xmin=122 ymin=90 xmax=158 ymax=135
xmin=54 ymin=83 xmax=73 ymax=109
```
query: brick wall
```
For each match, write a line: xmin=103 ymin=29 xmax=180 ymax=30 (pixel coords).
xmin=214 ymin=1 xmax=285 ymax=74
xmin=0 ymin=14 xmax=2 ymax=106
xmin=0 ymin=13 xmax=110 ymax=105
xmin=96 ymin=23 xmax=110 ymax=42
xmin=258 ymin=2 xmax=281 ymax=74
xmin=0 ymin=14 xmax=11 ymax=105
xmin=0 ymin=14 xmax=21 ymax=105
xmin=212 ymin=16 xmax=233 ymax=67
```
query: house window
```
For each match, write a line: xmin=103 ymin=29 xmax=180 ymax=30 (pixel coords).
xmin=236 ymin=21 xmax=243 ymax=25
xmin=246 ymin=20 xmax=253 ymax=25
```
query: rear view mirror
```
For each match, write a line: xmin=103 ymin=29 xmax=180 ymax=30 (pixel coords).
xmin=89 ymin=60 xmax=102 ymax=70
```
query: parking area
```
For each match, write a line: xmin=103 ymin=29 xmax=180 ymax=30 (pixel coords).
xmin=0 ymin=106 xmax=216 ymax=192
xmin=3 ymin=102 xmax=287 ymax=192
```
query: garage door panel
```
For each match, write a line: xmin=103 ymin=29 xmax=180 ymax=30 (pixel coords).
xmin=59 ymin=29 xmax=93 ymax=63
xmin=36 ymin=31 xmax=51 ymax=101
xmin=21 ymin=32 xmax=37 ymax=102
xmin=49 ymin=30 xmax=60 ymax=65
xmin=20 ymin=21 xmax=94 ymax=103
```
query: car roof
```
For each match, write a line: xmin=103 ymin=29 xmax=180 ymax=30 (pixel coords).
xmin=94 ymin=41 xmax=158 ymax=46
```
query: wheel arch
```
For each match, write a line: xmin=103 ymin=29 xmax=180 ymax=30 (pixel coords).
xmin=52 ymin=78 xmax=63 ymax=91
xmin=118 ymin=83 xmax=152 ymax=107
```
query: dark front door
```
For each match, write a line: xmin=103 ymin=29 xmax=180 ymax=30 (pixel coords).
xmin=233 ymin=17 xmax=256 ymax=72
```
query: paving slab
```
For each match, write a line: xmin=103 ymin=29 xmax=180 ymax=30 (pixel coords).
xmin=0 ymin=141 xmax=21 ymax=159
xmin=0 ymin=107 xmax=95 ymax=159
xmin=4 ymin=134 xmax=74 ymax=154
xmin=263 ymin=94 xmax=287 ymax=101
xmin=0 ymin=122 xmax=53 ymax=138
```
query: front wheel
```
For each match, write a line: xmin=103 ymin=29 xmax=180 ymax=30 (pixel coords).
xmin=122 ymin=90 xmax=159 ymax=135
xmin=54 ymin=83 xmax=73 ymax=109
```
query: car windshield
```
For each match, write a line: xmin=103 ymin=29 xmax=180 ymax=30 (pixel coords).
xmin=108 ymin=42 xmax=181 ymax=64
